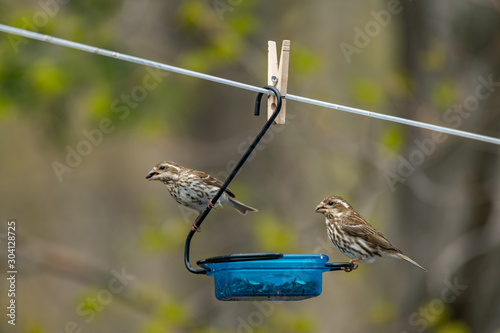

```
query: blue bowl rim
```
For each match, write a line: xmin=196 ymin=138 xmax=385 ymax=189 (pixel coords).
xmin=197 ymin=253 xmax=354 ymax=273
xmin=197 ymin=252 xmax=283 ymax=265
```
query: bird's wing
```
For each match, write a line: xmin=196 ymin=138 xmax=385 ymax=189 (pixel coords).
xmin=190 ymin=170 xmax=236 ymax=198
xmin=341 ymin=213 xmax=398 ymax=251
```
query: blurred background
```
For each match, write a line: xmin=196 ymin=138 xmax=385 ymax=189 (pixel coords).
xmin=1 ymin=1 xmax=500 ymax=332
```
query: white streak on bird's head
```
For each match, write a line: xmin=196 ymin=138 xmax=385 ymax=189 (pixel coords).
xmin=146 ymin=161 xmax=182 ymax=182
xmin=315 ymin=195 xmax=353 ymax=218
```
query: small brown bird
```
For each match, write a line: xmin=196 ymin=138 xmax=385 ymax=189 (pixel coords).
xmin=315 ymin=195 xmax=426 ymax=272
xmin=146 ymin=161 xmax=258 ymax=231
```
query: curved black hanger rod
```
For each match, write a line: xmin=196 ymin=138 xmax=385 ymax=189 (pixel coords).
xmin=184 ymin=86 xmax=283 ymax=274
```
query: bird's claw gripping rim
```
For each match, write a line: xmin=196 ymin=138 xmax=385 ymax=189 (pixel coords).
xmin=342 ymin=258 xmax=361 ymax=272
xmin=208 ymin=199 xmax=215 ymax=209
xmin=342 ymin=263 xmax=358 ymax=272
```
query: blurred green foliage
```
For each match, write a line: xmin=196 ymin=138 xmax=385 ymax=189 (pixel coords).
xmin=253 ymin=212 xmax=296 ymax=252
xmin=350 ymin=77 xmax=385 ymax=108
xmin=380 ymin=124 xmax=406 ymax=153
xmin=143 ymin=298 xmax=190 ymax=333
xmin=139 ymin=221 xmax=187 ymax=252
xmin=432 ymin=79 xmax=457 ymax=110
xmin=0 ymin=1 xmax=265 ymax=146
xmin=435 ymin=321 xmax=472 ymax=333
xmin=25 ymin=323 xmax=46 ymax=333
xmin=177 ymin=0 xmax=257 ymax=72
xmin=264 ymin=310 xmax=317 ymax=333
xmin=290 ymin=47 xmax=321 ymax=76
xmin=418 ymin=41 xmax=447 ymax=73
xmin=368 ymin=299 xmax=397 ymax=327
xmin=139 ymin=197 xmax=188 ymax=251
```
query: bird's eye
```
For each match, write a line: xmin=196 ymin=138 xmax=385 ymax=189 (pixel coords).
xmin=328 ymin=201 xmax=334 ymax=206
xmin=159 ymin=166 xmax=165 ymax=170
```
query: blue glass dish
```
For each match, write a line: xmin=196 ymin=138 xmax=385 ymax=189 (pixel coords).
xmin=198 ymin=253 xmax=351 ymax=301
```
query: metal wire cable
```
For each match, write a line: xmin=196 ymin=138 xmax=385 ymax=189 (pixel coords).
xmin=1 ymin=23 xmax=499 ymax=146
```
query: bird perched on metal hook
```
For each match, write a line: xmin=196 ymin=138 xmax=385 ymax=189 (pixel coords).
xmin=315 ymin=195 xmax=426 ymax=272
xmin=146 ymin=161 xmax=258 ymax=231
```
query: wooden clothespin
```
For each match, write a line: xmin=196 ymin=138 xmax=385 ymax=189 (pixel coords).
xmin=268 ymin=40 xmax=290 ymax=124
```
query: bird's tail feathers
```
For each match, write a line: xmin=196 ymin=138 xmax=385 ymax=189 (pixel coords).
xmin=395 ymin=252 xmax=427 ymax=272
xmin=228 ymin=197 xmax=258 ymax=215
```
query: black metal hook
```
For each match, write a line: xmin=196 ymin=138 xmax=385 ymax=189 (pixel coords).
xmin=184 ymin=86 xmax=283 ymax=274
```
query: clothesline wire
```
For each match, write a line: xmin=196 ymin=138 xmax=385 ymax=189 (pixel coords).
xmin=1 ymin=23 xmax=499 ymax=146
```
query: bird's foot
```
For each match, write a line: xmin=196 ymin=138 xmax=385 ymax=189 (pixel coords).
xmin=342 ymin=258 xmax=361 ymax=273
xmin=191 ymin=217 xmax=201 ymax=232
xmin=208 ymin=199 xmax=215 ymax=209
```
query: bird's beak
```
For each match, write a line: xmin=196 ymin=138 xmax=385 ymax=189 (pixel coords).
xmin=146 ymin=169 xmax=159 ymax=181
xmin=315 ymin=204 xmax=326 ymax=213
